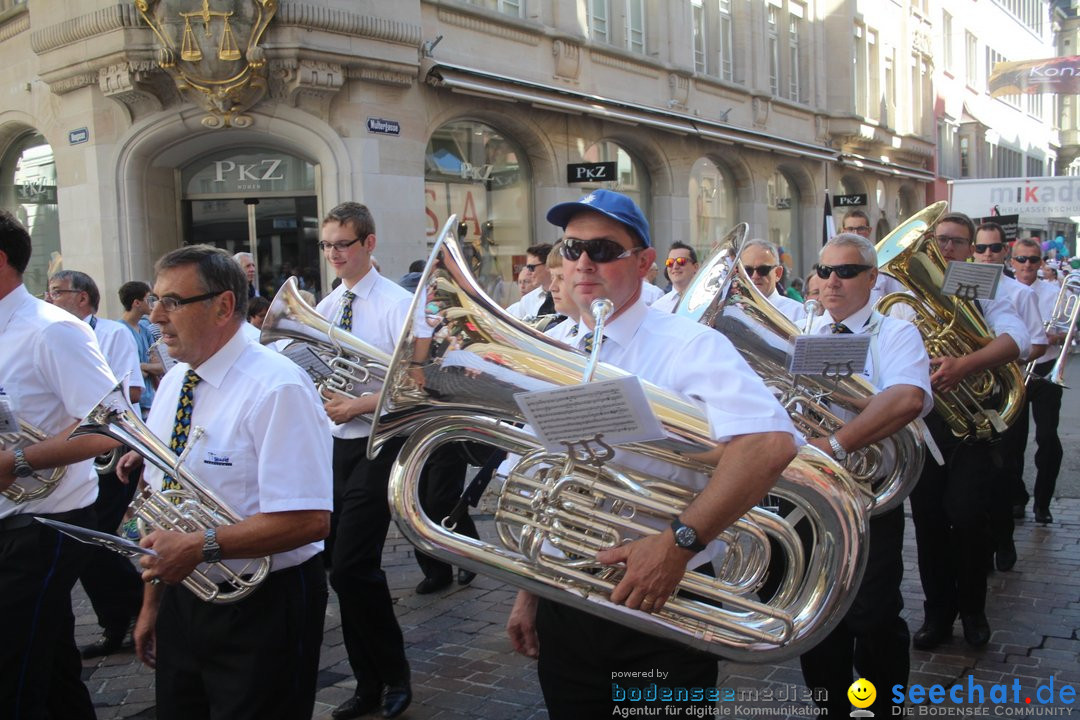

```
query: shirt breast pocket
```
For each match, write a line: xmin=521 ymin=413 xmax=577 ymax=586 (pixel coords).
xmin=195 ymin=446 xmax=258 ymax=517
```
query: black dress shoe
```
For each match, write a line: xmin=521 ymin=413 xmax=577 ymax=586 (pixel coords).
xmin=996 ymin=541 xmax=1017 ymax=571
xmin=80 ymin=627 xmax=132 ymax=659
xmin=1034 ymin=507 xmax=1053 ymax=524
xmin=912 ymin=620 xmax=952 ymax=651
xmin=382 ymin=684 xmax=412 ymax=719
xmin=457 ymin=568 xmax=476 ymax=585
xmin=415 ymin=575 xmax=452 ymax=595
xmin=961 ymin=613 xmax=991 ymax=647
xmin=331 ymin=693 xmax=380 ymax=720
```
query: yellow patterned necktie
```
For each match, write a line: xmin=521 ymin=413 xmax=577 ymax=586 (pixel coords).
xmin=163 ymin=369 xmax=201 ymax=495
xmin=338 ymin=290 xmax=356 ymax=331
xmin=830 ymin=322 xmax=852 ymax=334
xmin=583 ymin=331 xmax=604 ymax=354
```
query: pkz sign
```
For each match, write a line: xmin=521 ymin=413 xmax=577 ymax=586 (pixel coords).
xmin=567 ymin=162 xmax=617 ymax=184
xmin=835 ymin=193 xmax=867 ymax=207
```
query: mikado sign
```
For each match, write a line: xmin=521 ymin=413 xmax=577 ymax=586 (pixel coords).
xmin=950 ymin=177 xmax=1080 ymax=219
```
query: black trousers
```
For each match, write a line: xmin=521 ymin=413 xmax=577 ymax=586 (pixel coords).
xmin=155 ymin=555 xmax=327 ymax=720
xmin=535 ymin=600 xmax=717 ymax=719
xmin=800 ymin=506 xmax=909 ymax=717
xmin=80 ymin=466 xmax=143 ymax=633
xmin=909 ymin=412 xmax=1000 ymax=622
xmin=415 ymin=443 xmax=479 ymax=581
xmin=0 ymin=506 xmax=96 ymax=720
xmin=1019 ymin=367 xmax=1064 ymax=511
xmin=989 ymin=408 xmax=1028 ymax=555
xmin=328 ymin=436 xmax=410 ymax=698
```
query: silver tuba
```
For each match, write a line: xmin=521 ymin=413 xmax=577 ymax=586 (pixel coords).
xmin=676 ymin=224 xmax=925 ymax=515
xmin=1023 ymin=269 xmax=1080 ymax=387
xmin=1 ymin=420 xmax=66 ymax=503
xmin=70 ymin=382 xmax=272 ymax=603
xmin=367 ymin=227 xmax=868 ymax=661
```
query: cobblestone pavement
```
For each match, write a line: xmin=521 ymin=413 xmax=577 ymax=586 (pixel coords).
xmin=77 ymin=448 xmax=1080 ymax=719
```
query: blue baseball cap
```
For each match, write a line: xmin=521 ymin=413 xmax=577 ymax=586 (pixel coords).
xmin=545 ymin=189 xmax=651 ymax=248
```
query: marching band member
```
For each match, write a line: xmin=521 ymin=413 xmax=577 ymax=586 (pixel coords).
xmin=127 ymin=245 xmax=332 ymax=720
xmin=507 ymin=244 xmax=555 ymax=321
xmin=540 ymin=240 xmax=581 ymax=343
xmin=0 ymin=211 xmax=119 ymax=719
xmin=652 ymin=242 xmax=699 ymax=313
xmin=505 ymin=190 xmax=799 ymax=718
xmin=739 ymin=239 xmax=807 ymax=324
xmin=797 ymin=233 xmax=932 ymax=718
xmin=315 ymin=202 xmax=420 ymax=720
xmin=908 ymin=212 xmax=1029 ymax=651
xmin=972 ymin=223 xmax=1047 ymax=570
xmin=1009 ymin=238 xmax=1064 ymax=525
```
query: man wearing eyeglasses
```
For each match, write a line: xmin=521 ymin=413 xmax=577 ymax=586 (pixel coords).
xmin=652 ymin=242 xmax=699 ymax=313
xmin=1008 ymin=238 xmax=1064 ymax=526
xmin=123 ymin=245 xmax=332 ymax=720
xmin=739 ymin=238 xmax=807 ymax=324
xmin=312 ymin=202 xmax=422 ymax=720
xmin=505 ymin=189 xmax=799 ymax=718
xmin=0 ymin=211 xmax=121 ymax=720
xmin=797 ymin=233 xmax=932 ymax=718
xmin=972 ymin=223 xmax=1047 ymax=572
xmin=907 ymin=212 xmax=1030 ymax=652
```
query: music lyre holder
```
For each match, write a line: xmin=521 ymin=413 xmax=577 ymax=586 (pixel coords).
xmin=953 ymin=282 xmax=981 ymax=301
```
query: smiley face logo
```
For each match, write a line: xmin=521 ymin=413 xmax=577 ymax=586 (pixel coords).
xmin=848 ymin=678 xmax=876 ymax=709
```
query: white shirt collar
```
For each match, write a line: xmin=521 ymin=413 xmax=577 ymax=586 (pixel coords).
xmin=188 ymin=325 xmax=249 ymax=388
xmin=0 ymin=283 xmax=31 ymax=333
xmin=822 ymin=299 xmax=875 ymax=332
xmin=578 ymin=297 xmax=648 ymax=351
xmin=342 ymin=267 xmax=381 ymax=299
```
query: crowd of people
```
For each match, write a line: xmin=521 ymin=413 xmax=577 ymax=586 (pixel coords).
xmin=0 ymin=190 xmax=1073 ymax=719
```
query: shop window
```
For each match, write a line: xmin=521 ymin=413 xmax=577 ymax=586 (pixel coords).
xmin=689 ymin=157 xmax=736 ymax=259
xmin=1 ymin=132 xmax=60 ymax=297
xmin=766 ymin=169 xmax=801 ymax=274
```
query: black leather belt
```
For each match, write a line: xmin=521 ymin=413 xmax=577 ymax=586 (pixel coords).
xmin=0 ymin=507 xmax=88 ymax=534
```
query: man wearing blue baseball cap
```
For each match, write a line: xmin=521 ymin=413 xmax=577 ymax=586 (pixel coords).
xmin=505 ymin=189 xmax=800 ymax=717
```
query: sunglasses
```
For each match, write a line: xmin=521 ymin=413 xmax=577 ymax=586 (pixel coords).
xmin=974 ymin=243 xmax=1005 ymax=254
xmin=1012 ymin=255 xmax=1042 ymax=264
xmin=560 ymin=237 xmax=641 ymax=263
xmin=744 ymin=264 xmax=777 ymax=277
xmin=665 ymin=257 xmax=692 ymax=268
xmin=524 ymin=262 xmax=544 ymax=272
xmin=815 ymin=263 xmax=873 ymax=280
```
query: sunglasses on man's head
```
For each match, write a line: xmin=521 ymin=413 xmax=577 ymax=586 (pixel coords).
xmin=974 ymin=243 xmax=1005 ymax=254
xmin=744 ymin=264 xmax=776 ymax=278
xmin=665 ymin=257 xmax=691 ymax=268
xmin=1012 ymin=255 xmax=1042 ymax=264
xmin=815 ymin=263 xmax=873 ymax=280
xmin=560 ymin=237 xmax=641 ymax=264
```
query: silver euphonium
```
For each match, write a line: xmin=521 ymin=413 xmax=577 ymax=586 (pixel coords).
xmin=70 ymin=382 xmax=271 ymax=603
xmin=676 ymin=224 xmax=925 ymax=515
xmin=367 ymin=219 xmax=868 ymax=661
xmin=1023 ymin=270 xmax=1080 ymax=387
xmin=260 ymin=277 xmax=390 ymax=403
xmin=1 ymin=420 xmax=66 ymax=503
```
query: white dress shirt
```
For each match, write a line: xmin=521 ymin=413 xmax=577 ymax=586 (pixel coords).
xmin=651 ymin=288 xmax=681 ymax=314
xmin=0 ymin=285 xmax=117 ymax=519
xmin=640 ymin=281 xmax=665 ymax=306
xmin=506 ymin=286 xmax=548 ymax=321
xmin=980 ymin=292 xmax=1033 ymax=361
xmin=240 ymin=321 xmax=260 ymax=344
xmin=88 ymin=315 xmax=144 ymax=393
xmin=143 ymin=327 xmax=332 ymax=572
xmin=545 ymin=317 xmax=581 ymax=344
xmin=1030 ymin=279 xmax=1060 ymax=364
xmin=768 ymin=288 xmax=808 ymax=325
xmin=995 ymin=275 xmax=1049 ymax=362
xmin=315 ymin=268 xmax=413 ymax=439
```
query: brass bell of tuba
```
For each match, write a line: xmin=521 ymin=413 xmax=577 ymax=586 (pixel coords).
xmin=676 ymin=224 xmax=925 ymax=515
xmin=1 ymin=420 xmax=66 ymax=503
xmin=875 ymin=202 xmax=1026 ymax=440
xmin=367 ymin=226 xmax=869 ymax=661
xmin=71 ymin=381 xmax=272 ymax=604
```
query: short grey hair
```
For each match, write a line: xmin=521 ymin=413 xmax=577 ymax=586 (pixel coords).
xmin=51 ymin=270 xmax=100 ymax=310
xmin=232 ymin=251 xmax=253 ymax=263
xmin=155 ymin=244 xmax=248 ymax=319
xmin=740 ymin=238 xmax=780 ymax=261
xmin=821 ymin=233 xmax=877 ymax=266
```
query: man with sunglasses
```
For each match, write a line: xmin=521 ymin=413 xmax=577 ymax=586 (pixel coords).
xmin=507 ymin=243 xmax=555 ymax=321
xmin=1008 ymin=238 xmax=1063 ymax=525
xmin=652 ymin=242 xmax=699 ymax=313
xmin=313 ymin=202 xmax=421 ymax=720
xmin=740 ymin=238 xmax=807 ymax=324
xmin=505 ymin=189 xmax=799 ymax=718
xmin=908 ymin=212 xmax=1031 ymax=652
xmin=972 ymin=223 xmax=1047 ymax=571
xmin=117 ymin=244 xmax=332 ymax=720
xmin=797 ymin=233 xmax=933 ymax=718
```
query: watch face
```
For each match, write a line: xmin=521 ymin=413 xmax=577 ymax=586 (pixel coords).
xmin=675 ymin=525 xmax=696 ymax=547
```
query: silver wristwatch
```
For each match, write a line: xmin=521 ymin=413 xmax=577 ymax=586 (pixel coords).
xmin=202 ymin=528 xmax=223 ymax=564
xmin=827 ymin=434 xmax=848 ymax=462
xmin=12 ymin=448 xmax=34 ymax=478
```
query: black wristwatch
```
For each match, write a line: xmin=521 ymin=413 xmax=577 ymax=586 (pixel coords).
xmin=670 ymin=518 xmax=707 ymax=553
xmin=13 ymin=448 xmax=34 ymax=478
xmin=202 ymin=528 xmax=222 ymax=564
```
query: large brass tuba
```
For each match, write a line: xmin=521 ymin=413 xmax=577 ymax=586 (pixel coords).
xmin=1 ymin=420 xmax=66 ymax=503
xmin=676 ymin=224 xmax=925 ymax=515
xmin=368 ymin=227 xmax=868 ymax=661
xmin=875 ymin=202 xmax=1026 ymax=440
xmin=71 ymin=382 xmax=272 ymax=603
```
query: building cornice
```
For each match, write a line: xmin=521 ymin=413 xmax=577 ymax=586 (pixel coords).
xmin=30 ymin=3 xmax=140 ymax=54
